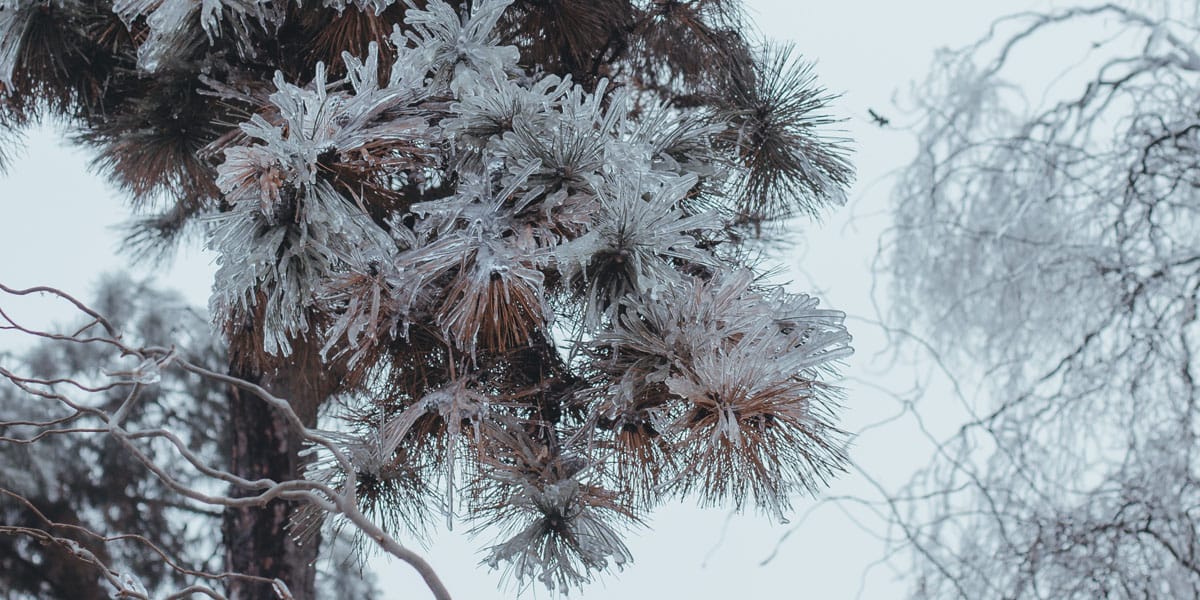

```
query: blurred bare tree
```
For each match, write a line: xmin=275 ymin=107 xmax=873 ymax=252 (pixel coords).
xmin=882 ymin=2 xmax=1200 ymax=597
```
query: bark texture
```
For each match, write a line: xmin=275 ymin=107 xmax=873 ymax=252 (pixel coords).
xmin=223 ymin=343 xmax=332 ymax=600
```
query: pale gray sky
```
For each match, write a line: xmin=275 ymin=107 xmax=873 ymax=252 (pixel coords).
xmin=0 ymin=2 xmax=1071 ymax=598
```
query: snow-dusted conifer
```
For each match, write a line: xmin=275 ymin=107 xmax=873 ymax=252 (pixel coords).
xmin=0 ymin=0 xmax=854 ymax=595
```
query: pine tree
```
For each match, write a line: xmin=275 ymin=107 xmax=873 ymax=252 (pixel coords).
xmin=0 ymin=1 xmax=854 ymax=597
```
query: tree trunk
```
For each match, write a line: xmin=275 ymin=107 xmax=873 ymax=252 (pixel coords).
xmin=223 ymin=343 xmax=333 ymax=600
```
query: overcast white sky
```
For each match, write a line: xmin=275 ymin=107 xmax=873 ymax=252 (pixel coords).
xmin=0 ymin=1 xmax=1079 ymax=598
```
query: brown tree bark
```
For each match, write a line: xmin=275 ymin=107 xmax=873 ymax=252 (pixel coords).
xmin=222 ymin=340 xmax=335 ymax=600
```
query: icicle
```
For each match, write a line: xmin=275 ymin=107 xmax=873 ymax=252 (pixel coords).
xmin=0 ymin=1 xmax=32 ymax=91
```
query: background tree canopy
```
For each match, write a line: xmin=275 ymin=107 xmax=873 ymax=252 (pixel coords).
xmin=883 ymin=2 xmax=1200 ymax=597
